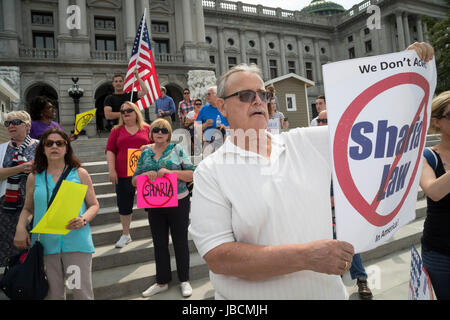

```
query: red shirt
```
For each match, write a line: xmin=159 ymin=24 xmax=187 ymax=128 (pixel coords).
xmin=105 ymin=125 xmax=151 ymax=178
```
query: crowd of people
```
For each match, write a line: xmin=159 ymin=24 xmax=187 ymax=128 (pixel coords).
xmin=0 ymin=41 xmax=448 ymax=301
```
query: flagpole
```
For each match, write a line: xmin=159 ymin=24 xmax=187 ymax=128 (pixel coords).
xmin=131 ymin=9 xmax=147 ymax=102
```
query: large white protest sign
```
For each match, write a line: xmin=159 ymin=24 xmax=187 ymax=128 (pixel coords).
xmin=323 ymin=51 xmax=437 ymax=253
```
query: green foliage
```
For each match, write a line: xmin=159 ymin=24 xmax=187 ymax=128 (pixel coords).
xmin=423 ymin=11 xmax=450 ymax=94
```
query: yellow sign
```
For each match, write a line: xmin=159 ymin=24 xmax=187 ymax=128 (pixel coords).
xmin=31 ymin=180 xmax=88 ymax=235
xmin=74 ymin=108 xmax=97 ymax=135
xmin=127 ymin=148 xmax=142 ymax=177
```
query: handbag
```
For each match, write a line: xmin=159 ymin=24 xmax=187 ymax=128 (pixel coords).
xmin=0 ymin=166 xmax=72 ymax=300
xmin=0 ymin=240 xmax=48 ymax=300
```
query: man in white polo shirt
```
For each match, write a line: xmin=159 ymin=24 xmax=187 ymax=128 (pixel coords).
xmin=189 ymin=42 xmax=434 ymax=300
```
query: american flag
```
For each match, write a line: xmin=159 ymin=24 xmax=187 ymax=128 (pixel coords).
xmin=124 ymin=12 xmax=161 ymax=110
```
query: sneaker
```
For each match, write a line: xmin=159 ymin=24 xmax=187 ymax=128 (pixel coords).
xmin=180 ymin=281 xmax=192 ymax=297
xmin=357 ymin=278 xmax=373 ymax=300
xmin=115 ymin=234 xmax=132 ymax=248
xmin=142 ymin=283 xmax=168 ymax=298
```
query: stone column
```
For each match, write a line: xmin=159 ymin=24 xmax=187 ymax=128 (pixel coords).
xmin=259 ymin=31 xmax=268 ymax=80
xmin=124 ymin=0 xmax=136 ymax=56
xmin=2 ymin=0 xmax=17 ymax=33
xmin=140 ymin=0 xmax=151 ymax=32
xmin=395 ymin=12 xmax=405 ymax=50
xmin=75 ymin=0 xmax=88 ymax=36
xmin=279 ymin=33 xmax=287 ymax=76
xmin=423 ymin=22 xmax=429 ymax=41
xmin=416 ymin=17 xmax=424 ymax=42
xmin=58 ymin=0 xmax=70 ymax=36
xmin=239 ymin=29 xmax=247 ymax=64
xmin=217 ymin=27 xmax=226 ymax=75
xmin=296 ymin=36 xmax=305 ymax=76
xmin=182 ymin=0 xmax=193 ymax=42
xmin=194 ymin=0 xmax=206 ymax=43
xmin=313 ymin=39 xmax=322 ymax=83
xmin=403 ymin=13 xmax=411 ymax=47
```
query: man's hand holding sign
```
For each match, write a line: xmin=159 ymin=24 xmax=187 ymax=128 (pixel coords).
xmin=324 ymin=42 xmax=437 ymax=253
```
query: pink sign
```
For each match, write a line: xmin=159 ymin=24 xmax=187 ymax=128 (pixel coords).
xmin=136 ymin=173 xmax=178 ymax=208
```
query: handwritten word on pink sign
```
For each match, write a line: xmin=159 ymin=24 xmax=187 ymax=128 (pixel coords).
xmin=136 ymin=173 xmax=178 ymax=208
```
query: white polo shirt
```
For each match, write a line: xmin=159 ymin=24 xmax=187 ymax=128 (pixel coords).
xmin=189 ymin=126 xmax=348 ymax=300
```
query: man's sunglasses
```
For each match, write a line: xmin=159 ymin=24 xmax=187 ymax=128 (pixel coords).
xmin=4 ymin=119 xmax=24 ymax=127
xmin=120 ymin=108 xmax=135 ymax=114
xmin=436 ymin=111 xmax=450 ymax=121
xmin=152 ymin=127 xmax=169 ymax=134
xmin=44 ymin=139 xmax=67 ymax=148
xmin=317 ymin=118 xmax=328 ymax=124
xmin=223 ymin=90 xmax=271 ymax=103
xmin=195 ymin=103 xmax=202 ymax=106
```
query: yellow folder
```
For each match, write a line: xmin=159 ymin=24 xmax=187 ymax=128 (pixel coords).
xmin=31 ymin=180 xmax=88 ymax=235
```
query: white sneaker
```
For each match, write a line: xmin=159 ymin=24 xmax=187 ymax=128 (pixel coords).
xmin=115 ymin=234 xmax=132 ymax=248
xmin=180 ymin=281 xmax=192 ymax=297
xmin=142 ymin=283 xmax=168 ymax=297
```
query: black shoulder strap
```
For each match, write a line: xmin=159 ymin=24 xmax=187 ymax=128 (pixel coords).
xmin=47 ymin=167 xmax=72 ymax=208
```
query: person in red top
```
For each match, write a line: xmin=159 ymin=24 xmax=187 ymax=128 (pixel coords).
xmin=105 ymin=101 xmax=152 ymax=248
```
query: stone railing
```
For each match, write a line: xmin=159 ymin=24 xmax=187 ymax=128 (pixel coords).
xmin=19 ymin=47 xmax=58 ymax=59
xmin=154 ymin=53 xmax=184 ymax=64
xmin=344 ymin=0 xmax=383 ymax=19
xmin=91 ymin=50 xmax=127 ymax=62
xmin=202 ymin=0 xmax=327 ymax=25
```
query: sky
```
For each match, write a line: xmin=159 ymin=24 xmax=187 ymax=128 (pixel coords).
xmin=228 ymin=0 xmax=362 ymax=11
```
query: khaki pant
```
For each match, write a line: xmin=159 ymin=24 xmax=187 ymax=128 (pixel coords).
xmin=44 ymin=252 xmax=93 ymax=300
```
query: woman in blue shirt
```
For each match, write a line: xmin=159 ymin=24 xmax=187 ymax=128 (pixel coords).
xmin=14 ymin=128 xmax=99 ymax=300
xmin=132 ymin=118 xmax=195 ymax=298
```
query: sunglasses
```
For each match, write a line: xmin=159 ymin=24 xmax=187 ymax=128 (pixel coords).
xmin=317 ymin=118 xmax=328 ymax=124
xmin=44 ymin=139 xmax=67 ymax=148
xmin=436 ymin=111 xmax=450 ymax=121
xmin=152 ymin=127 xmax=169 ymax=134
xmin=184 ymin=92 xmax=190 ymax=95
xmin=223 ymin=90 xmax=271 ymax=103
xmin=195 ymin=103 xmax=202 ymax=106
xmin=4 ymin=119 xmax=25 ymax=127
xmin=120 ymin=108 xmax=135 ymax=114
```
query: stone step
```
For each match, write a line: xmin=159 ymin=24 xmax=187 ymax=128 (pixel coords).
xmin=90 ymin=205 xmax=147 ymax=227
xmin=84 ymin=252 xmax=209 ymax=300
xmin=117 ymin=277 xmax=215 ymax=300
xmin=90 ymin=172 xmax=110 ymax=184
xmin=91 ymin=218 xmax=150 ymax=247
xmin=92 ymin=235 xmax=197 ymax=272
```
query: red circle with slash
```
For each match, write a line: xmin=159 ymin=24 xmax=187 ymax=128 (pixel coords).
xmin=333 ymin=72 xmax=429 ymax=227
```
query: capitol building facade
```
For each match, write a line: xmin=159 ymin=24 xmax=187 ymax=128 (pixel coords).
xmin=0 ymin=0 xmax=447 ymax=135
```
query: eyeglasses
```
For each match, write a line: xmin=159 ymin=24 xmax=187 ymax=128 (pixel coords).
xmin=152 ymin=127 xmax=169 ymax=134
xmin=317 ymin=118 xmax=328 ymax=124
xmin=223 ymin=90 xmax=271 ymax=103
xmin=195 ymin=103 xmax=202 ymax=106
xmin=44 ymin=139 xmax=67 ymax=148
xmin=184 ymin=92 xmax=190 ymax=95
xmin=120 ymin=109 xmax=135 ymax=114
xmin=4 ymin=119 xmax=24 ymax=127
xmin=436 ymin=111 xmax=450 ymax=121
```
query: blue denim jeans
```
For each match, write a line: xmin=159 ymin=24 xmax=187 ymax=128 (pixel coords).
xmin=350 ymin=253 xmax=368 ymax=280
xmin=421 ymin=245 xmax=450 ymax=300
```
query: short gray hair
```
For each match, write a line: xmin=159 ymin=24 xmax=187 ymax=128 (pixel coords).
xmin=207 ymin=85 xmax=217 ymax=94
xmin=217 ymin=63 xmax=262 ymax=98
xmin=5 ymin=110 xmax=32 ymax=125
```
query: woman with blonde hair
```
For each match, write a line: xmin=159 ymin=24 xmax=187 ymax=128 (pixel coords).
xmin=105 ymin=101 xmax=152 ymax=248
xmin=420 ymin=91 xmax=450 ymax=299
xmin=132 ymin=118 xmax=195 ymax=298
xmin=0 ymin=111 xmax=39 ymax=267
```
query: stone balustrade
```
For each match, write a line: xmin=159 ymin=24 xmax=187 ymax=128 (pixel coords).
xmin=19 ymin=47 xmax=58 ymax=59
